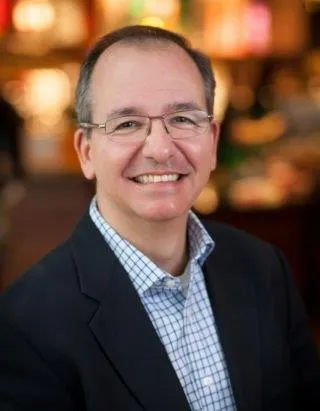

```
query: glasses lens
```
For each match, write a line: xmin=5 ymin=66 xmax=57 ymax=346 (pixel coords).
xmin=105 ymin=115 xmax=149 ymax=141
xmin=166 ymin=110 xmax=210 ymax=139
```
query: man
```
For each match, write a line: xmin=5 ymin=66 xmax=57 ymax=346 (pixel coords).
xmin=0 ymin=25 xmax=319 ymax=411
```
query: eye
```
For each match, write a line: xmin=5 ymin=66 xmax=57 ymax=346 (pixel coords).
xmin=171 ymin=115 xmax=195 ymax=124
xmin=115 ymin=120 xmax=140 ymax=130
xmin=107 ymin=116 xmax=146 ymax=134
xmin=168 ymin=113 xmax=199 ymax=129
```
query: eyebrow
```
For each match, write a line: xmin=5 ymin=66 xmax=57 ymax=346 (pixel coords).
xmin=107 ymin=107 xmax=141 ymax=118
xmin=105 ymin=101 xmax=204 ymax=119
xmin=163 ymin=101 xmax=203 ymax=112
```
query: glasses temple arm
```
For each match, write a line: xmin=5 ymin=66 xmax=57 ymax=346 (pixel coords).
xmin=79 ymin=122 xmax=105 ymax=129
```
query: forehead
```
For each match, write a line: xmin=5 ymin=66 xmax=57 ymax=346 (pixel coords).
xmin=90 ymin=41 xmax=206 ymax=116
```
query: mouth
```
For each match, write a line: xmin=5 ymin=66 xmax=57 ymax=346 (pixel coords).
xmin=130 ymin=173 xmax=186 ymax=184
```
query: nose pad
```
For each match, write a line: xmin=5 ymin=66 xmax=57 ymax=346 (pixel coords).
xmin=146 ymin=120 xmax=152 ymax=137
xmin=162 ymin=119 xmax=170 ymax=135
xmin=142 ymin=117 xmax=175 ymax=162
xmin=146 ymin=118 xmax=170 ymax=138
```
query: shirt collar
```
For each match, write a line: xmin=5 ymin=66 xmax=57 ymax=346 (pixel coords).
xmin=89 ymin=197 xmax=214 ymax=295
xmin=187 ymin=210 xmax=215 ymax=265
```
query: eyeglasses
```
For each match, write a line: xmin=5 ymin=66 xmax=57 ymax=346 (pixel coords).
xmin=79 ymin=109 xmax=213 ymax=143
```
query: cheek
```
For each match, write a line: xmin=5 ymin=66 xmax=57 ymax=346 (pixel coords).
xmin=177 ymin=139 xmax=215 ymax=171
xmin=92 ymin=142 xmax=140 ymax=179
xmin=89 ymin=143 xmax=115 ymax=180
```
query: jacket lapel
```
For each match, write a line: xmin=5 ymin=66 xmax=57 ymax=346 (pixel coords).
xmin=70 ymin=212 xmax=191 ymax=411
xmin=204 ymin=240 xmax=262 ymax=411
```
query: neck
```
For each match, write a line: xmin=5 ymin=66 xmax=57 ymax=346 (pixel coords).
xmin=97 ymin=201 xmax=189 ymax=276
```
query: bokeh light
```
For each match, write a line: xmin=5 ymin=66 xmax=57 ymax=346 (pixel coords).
xmin=13 ymin=0 xmax=55 ymax=33
xmin=24 ymin=69 xmax=71 ymax=116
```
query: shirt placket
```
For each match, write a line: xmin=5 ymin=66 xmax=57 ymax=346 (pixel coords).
xmin=193 ymin=270 xmax=235 ymax=410
xmin=182 ymin=262 xmax=207 ymax=410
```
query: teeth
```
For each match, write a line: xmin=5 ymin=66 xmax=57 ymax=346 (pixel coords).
xmin=134 ymin=174 xmax=180 ymax=184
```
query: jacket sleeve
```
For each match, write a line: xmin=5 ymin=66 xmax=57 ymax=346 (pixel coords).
xmin=274 ymin=247 xmax=320 ymax=408
xmin=0 ymin=318 xmax=75 ymax=411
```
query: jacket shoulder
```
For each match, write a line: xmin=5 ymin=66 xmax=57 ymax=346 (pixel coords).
xmin=201 ymin=218 xmax=287 ymax=289
xmin=0 ymin=239 xmax=78 ymax=323
xmin=202 ymin=219 xmax=273 ymax=255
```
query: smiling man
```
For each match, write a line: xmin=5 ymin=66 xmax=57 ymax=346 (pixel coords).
xmin=0 ymin=26 xmax=319 ymax=411
xmin=74 ymin=35 xmax=218 ymax=276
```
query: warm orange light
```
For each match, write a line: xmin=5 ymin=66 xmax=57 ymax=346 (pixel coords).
xmin=193 ymin=185 xmax=219 ymax=215
xmin=53 ymin=1 xmax=87 ymax=46
xmin=212 ymin=63 xmax=231 ymax=122
xmin=13 ymin=0 xmax=55 ymax=33
xmin=144 ymin=0 xmax=180 ymax=19
xmin=204 ymin=0 xmax=247 ymax=58
xmin=101 ymin=0 xmax=129 ymax=13
xmin=140 ymin=16 xmax=165 ymax=28
xmin=24 ymin=69 xmax=71 ymax=116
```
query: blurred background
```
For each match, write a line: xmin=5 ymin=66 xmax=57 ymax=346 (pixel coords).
xmin=0 ymin=0 xmax=319 ymax=336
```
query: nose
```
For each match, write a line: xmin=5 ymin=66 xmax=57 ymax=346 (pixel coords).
xmin=141 ymin=118 xmax=175 ymax=163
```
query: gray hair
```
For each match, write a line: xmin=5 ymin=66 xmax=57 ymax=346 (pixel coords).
xmin=75 ymin=25 xmax=216 ymax=134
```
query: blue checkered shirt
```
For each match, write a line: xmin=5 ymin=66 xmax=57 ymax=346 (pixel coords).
xmin=90 ymin=198 xmax=236 ymax=410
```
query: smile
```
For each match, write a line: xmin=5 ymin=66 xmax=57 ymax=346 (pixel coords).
xmin=132 ymin=174 xmax=182 ymax=184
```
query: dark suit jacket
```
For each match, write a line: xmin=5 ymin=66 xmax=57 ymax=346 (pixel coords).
xmin=0 ymin=210 xmax=319 ymax=411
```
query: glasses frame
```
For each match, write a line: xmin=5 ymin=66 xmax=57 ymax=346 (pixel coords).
xmin=79 ymin=109 xmax=214 ymax=141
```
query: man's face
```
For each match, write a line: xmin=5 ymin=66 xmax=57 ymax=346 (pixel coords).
xmin=75 ymin=42 xmax=219 ymax=225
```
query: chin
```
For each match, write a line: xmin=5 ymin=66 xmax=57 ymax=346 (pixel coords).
xmin=133 ymin=202 xmax=190 ymax=223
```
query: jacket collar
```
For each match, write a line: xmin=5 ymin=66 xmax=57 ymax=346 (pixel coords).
xmin=70 ymin=210 xmax=191 ymax=411
xmin=203 ymin=222 xmax=262 ymax=411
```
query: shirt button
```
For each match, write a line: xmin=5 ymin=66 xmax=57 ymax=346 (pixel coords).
xmin=203 ymin=376 xmax=214 ymax=387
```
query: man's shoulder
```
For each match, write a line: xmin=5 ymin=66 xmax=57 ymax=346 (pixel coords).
xmin=200 ymin=219 xmax=291 ymax=304
xmin=201 ymin=218 xmax=278 ymax=271
xmin=0 ymin=208 xmax=96 ymax=307
xmin=0 ymin=238 xmax=77 ymax=324
xmin=10 ymin=237 xmax=73 ymax=286
xmin=202 ymin=218 xmax=270 ymax=250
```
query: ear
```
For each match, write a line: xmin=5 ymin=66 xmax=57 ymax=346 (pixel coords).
xmin=74 ymin=128 xmax=96 ymax=180
xmin=210 ymin=120 xmax=220 ymax=171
